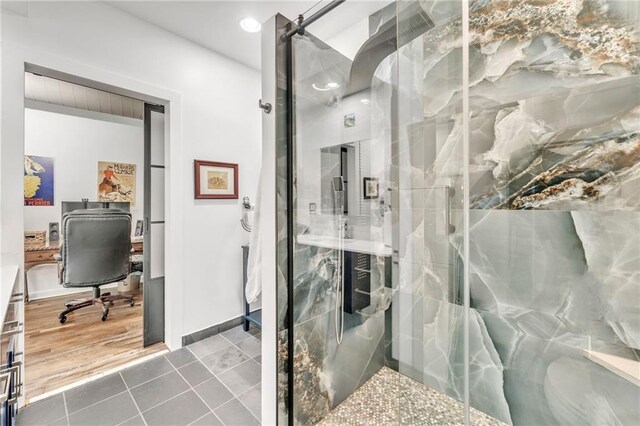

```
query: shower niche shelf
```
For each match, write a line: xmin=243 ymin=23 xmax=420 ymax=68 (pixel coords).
xmin=344 ymin=251 xmax=371 ymax=314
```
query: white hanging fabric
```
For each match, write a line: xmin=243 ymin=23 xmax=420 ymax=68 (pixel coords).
xmin=245 ymin=167 xmax=264 ymax=303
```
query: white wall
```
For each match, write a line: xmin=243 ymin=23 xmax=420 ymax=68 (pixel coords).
xmin=324 ymin=16 xmax=369 ymax=60
xmin=1 ymin=1 xmax=262 ymax=345
xmin=24 ymin=106 xmax=144 ymax=299
xmin=297 ymin=92 xmax=374 ymax=226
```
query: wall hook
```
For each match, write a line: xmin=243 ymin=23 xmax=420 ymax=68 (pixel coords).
xmin=258 ymin=99 xmax=272 ymax=114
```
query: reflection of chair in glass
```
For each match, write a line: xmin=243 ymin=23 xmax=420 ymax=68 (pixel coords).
xmin=55 ymin=209 xmax=135 ymax=324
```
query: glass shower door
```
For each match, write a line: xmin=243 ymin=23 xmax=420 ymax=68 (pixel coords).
xmin=394 ymin=0 xmax=475 ymax=423
xmin=277 ymin=0 xmax=640 ymax=424
xmin=396 ymin=0 xmax=640 ymax=424
xmin=286 ymin=24 xmax=393 ymax=424
xmin=282 ymin=1 xmax=476 ymax=424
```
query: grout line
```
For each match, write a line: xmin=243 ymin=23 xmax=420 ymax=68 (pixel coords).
xmin=130 ymin=361 xmax=200 ymax=415
xmin=46 ymin=417 xmax=69 ymax=425
xmin=233 ymin=336 xmax=261 ymax=359
xmin=170 ymin=344 xmax=250 ymax=404
xmin=195 ymin=360 xmax=249 ymax=409
xmin=139 ymin=388 xmax=192 ymax=415
xmin=173 ymin=362 xmax=222 ymax=420
xmin=164 ymin=349 xmax=195 ymax=369
xmin=127 ymin=367 xmax=177 ymax=391
xmin=120 ymin=371 xmax=147 ymax=426
xmin=67 ymin=390 xmax=131 ymax=417
xmin=201 ymin=352 xmax=247 ymax=377
xmin=192 ymin=375 xmax=235 ymax=412
xmin=217 ymin=397 xmax=260 ymax=425
xmin=184 ymin=345 xmax=201 ymax=360
xmin=187 ymin=411 xmax=213 ymax=426
xmin=218 ymin=334 xmax=235 ymax=346
xmin=45 ymin=416 xmax=68 ymax=426
xmin=175 ymin=359 xmax=199 ymax=372
xmin=214 ymin=359 xmax=261 ymax=397
xmin=236 ymin=383 xmax=262 ymax=421
xmin=211 ymin=411 xmax=226 ymax=426
xmin=190 ymin=343 xmax=257 ymax=377
xmin=116 ymin=413 xmax=142 ymax=426
xmin=62 ymin=392 xmax=70 ymax=425
xmin=29 ymin=349 xmax=169 ymax=404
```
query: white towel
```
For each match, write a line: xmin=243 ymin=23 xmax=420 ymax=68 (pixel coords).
xmin=245 ymin=167 xmax=263 ymax=303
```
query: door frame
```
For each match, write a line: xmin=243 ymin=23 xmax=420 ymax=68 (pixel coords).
xmin=3 ymin=44 xmax=185 ymax=354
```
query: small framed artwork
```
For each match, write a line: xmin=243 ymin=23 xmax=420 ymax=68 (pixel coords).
xmin=363 ymin=177 xmax=379 ymax=199
xmin=194 ymin=160 xmax=238 ymax=199
xmin=134 ymin=220 xmax=144 ymax=236
xmin=344 ymin=113 xmax=356 ymax=128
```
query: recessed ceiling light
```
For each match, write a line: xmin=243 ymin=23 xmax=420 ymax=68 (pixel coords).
xmin=240 ymin=17 xmax=261 ymax=33
xmin=360 ymin=98 xmax=370 ymax=104
xmin=312 ymin=82 xmax=340 ymax=91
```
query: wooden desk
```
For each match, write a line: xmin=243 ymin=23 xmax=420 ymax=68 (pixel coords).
xmin=24 ymin=240 xmax=143 ymax=303
xmin=132 ymin=241 xmax=143 ymax=255
xmin=24 ymin=242 xmax=60 ymax=302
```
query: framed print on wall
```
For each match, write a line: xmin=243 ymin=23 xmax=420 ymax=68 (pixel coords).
xmin=97 ymin=161 xmax=137 ymax=205
xmin=24 ymin=155 xmax=55 ymax=206
xmin=194 ymin=160 xmax=238 ymax=199
xmin=363 ymin=177 xmax=379 ymax=200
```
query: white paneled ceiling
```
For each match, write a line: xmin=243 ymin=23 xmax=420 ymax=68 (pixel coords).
xmin=25 ymin=73 xmax=144 ymax=119
xmin=106 ymin=1 xmax=391 ymax=70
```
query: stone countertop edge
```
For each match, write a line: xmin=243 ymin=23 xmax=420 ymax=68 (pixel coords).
xmin=297 ymin=234 xmax=393 ymax=257
xmin=0 ymin=253 xmax=20 ymax=322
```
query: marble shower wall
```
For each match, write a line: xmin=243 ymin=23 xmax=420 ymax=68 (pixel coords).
xmin=396 ymin=0 xmax=640 ymax=425
xmin=287 ymin=242 xmax=390 ymax=425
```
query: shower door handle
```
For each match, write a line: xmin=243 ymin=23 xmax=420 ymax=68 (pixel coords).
xmin=444 ymin=186 xmax=455 ymax=235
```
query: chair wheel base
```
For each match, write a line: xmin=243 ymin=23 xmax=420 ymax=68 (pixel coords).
xmin=129 ymin=300 xmax=135 ymax=307
xmin=101 ymin=313 xmax=108 ymax=321
xmin=59 ymin=315 xmax=67 ymax=324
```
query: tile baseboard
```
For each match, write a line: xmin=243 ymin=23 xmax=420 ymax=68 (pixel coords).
xmin=181 ymin=316 xmax=244 ymax=346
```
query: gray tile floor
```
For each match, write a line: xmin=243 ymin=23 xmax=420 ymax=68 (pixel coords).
xmin=18 ymin=325 xmax=261 ymax=426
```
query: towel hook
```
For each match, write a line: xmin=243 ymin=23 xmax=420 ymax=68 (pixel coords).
xmin=258 ymin=99 xmax=272 ymax=114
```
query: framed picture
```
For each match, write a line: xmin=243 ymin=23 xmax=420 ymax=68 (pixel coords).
xmin=24 ymin=155 xmax=54 ymax=206
xmin=344 ymin=113 xmax=356 ymax=128
xmin=97 ymin=161 xmax=136 ymax=205
xmin=363 ymin=177 xmax=379 ymax=199
xmin=134 ymin=220 xmax=144 ymax=236
xmin=194 ymin=160 xmax=238 ymax=199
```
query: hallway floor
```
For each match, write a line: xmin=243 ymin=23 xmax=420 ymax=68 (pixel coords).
xmin=18 ymin=325 xmax=261 ymax=426
xmin=25 ymin=289 xmax=167 ymax=400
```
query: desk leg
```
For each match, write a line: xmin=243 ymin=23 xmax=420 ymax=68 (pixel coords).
xmin=24 ymin=269 xmax=30 ymax=303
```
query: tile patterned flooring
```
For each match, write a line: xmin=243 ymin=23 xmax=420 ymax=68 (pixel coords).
xmin=318 ymin=367 xmax=505 ymax=426
xmin=17 ymin=325 xmax=261 ymax=426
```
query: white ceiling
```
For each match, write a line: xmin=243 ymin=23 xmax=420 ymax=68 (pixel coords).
xmin=106 ymin=1 xmax=391 ymax=70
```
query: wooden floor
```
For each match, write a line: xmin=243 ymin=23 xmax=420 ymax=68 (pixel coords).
xmin=25 ymin=289 xmax=167 ymax=401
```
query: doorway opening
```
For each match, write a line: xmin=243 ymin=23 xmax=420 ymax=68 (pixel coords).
xmin=22 ymin=70 xmax=168 ymax=402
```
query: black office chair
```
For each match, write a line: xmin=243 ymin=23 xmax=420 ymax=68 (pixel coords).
xmin=56 ymin=209 xmax=135 ymax=324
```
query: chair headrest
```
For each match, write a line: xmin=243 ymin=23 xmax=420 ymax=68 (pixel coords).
xmin=62 ymin=208 xmax=131 ymax=219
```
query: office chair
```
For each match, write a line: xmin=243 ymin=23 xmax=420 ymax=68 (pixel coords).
xmin=56 ymin=209 xmax=135 ymax=324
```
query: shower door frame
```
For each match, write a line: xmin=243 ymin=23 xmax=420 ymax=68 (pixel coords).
xmin=260 ymin=13 xmax=292 ymax=426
